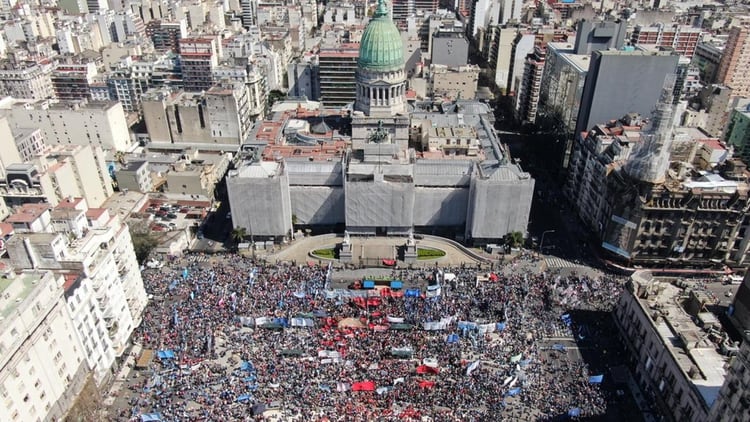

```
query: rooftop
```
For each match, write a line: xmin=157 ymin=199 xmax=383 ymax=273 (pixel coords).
xmin=0 ymin=271 xmax=50 ymax=319
xmin=632 ymin=272 xmax=727 ymax=407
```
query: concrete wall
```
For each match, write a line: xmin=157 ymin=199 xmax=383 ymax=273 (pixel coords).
xmin=577 ymin=51 xmax=679 ymax=135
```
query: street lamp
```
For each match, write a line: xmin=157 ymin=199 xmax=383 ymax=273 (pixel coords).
xmin=540 ymin=230 xmax=556 ymax=251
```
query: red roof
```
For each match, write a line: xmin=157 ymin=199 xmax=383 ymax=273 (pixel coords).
xmin=56 ymin=197 xmax=84 ymax=209
xmin=85 ymin=208 xmax=107 ymax=220
xmin=62 ymin=273 xmax=82 ymax=292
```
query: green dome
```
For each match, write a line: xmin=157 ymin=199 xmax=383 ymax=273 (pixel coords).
xmin=358 ymin=0 xmax=404 ymax=72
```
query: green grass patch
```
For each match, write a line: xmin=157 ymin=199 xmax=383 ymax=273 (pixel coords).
xmin=312 ymin=248 xmax=336 ymax=259
xmin=417 ymin=248 xmax=446 ymax=260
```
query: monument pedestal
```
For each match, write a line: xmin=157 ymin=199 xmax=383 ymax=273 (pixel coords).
xmin=340 ymin=242 xmax=353 ymax=262
xmin=404 ymin=243 xmax=417 ymax=263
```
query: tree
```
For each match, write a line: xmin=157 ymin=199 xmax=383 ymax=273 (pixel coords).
xmin=505 ymin=231 xmax=524 ymax=248
xmin=231 ymin=227 xmax=247 ymax=244
xmin=130 ymin=228 xmax=159 ymax=264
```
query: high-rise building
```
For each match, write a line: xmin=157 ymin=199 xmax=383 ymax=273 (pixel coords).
xmin=631 ymin=24 xmax=703 ymax=58
xmin=146 ymin=20 xmax=187 ymax=53
xmin=179 ymin=37 xmax=220 ymax=92
xmin=716 ymin=22 xmax=750 ymax=98
xmin=537 ymin=42 xmax=589 ymax=138
xmin=515 ymin=45 xmax=546 ymax=124
xmin=51 ymin=62 xmax=98 ymax=101
xmin=573 ymin=19 xmax=627 ymax=56
xmin=318 ymin=44 xmax=359 ymax=108
xmin=575 ymin=49 xmax=679 ymax=137
xmin=390 ymin=0 xmax=439 ymax=27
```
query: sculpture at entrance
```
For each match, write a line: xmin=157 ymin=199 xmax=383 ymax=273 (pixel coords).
xmin=343 ymin=230 xmax=351 ymax=245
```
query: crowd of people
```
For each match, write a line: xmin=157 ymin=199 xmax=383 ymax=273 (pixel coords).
xmin=114 ymin=252 xmax=627 ymax=421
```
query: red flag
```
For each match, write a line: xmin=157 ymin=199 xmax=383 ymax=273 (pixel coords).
xmin=416 ymin=365 xmax=440 ymax=374
xmin=418 ymin=380 xmax=435 ymax=389
xmin=352 ymin=381 xmax=376 ymax=391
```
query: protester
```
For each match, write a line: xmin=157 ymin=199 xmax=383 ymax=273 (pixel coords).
xmin=114 ymin=252 xmax=625 ymax=421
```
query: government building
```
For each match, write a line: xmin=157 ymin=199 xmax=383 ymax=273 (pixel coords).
xmin=226 ymin=0 xmax=534 ymax=244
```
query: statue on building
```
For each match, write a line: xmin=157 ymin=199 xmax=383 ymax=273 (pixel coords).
xmin=368 ymin=120 xmax=389 ymax=143
xmin=343 ymin=230 xmax=351 ymax=245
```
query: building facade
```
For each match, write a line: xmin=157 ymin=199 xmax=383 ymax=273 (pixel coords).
xmin=575 ymin=49 xmax=679 ymax=137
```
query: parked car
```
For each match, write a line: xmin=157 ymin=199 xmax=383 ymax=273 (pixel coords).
xmin=166 ymin=213 xmax=177 ymax=219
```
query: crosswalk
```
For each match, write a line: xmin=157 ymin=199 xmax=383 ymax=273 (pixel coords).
xmin=545 ymin=257 xmax=585 ymax=269
xmin=545 ymin=323 xmax=574 ymax=339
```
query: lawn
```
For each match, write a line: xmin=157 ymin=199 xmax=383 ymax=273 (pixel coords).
xmin=312 ymin=248 xmax=336 ymax=259
xmin=417 ymin=247 xmax=446 ymax=260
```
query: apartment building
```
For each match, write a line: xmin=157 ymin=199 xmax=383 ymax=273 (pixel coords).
xmin=51 ymin=61 xmax=98 ymax=101
xmin=5 ymin=98 xmax=135 ymax=152
xmin=318 ymin=44 xmax=359 ymax=107
xmin=716 ymin=23 xmax=750 ymax=98
xmin=0 ymin=58 xmax=54 ymax=100
xmin=631 ymin=24 xmax=703 ymax=58
xmin=179 ymin=37 xmax=220 ymax=92
xmin=6 ymin=204 xmax=148 ymax=358
xmin=0 ymin=270 xmax=89 ymax=422
xmin=0 ymin=144 xmax=113 ymax=208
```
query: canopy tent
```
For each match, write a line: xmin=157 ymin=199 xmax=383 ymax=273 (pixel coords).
xmin=240 ymin=361 xmax=255 ymax=372
xmin=140 ymin=414 xmax=163 ymax=422
xmin=280 ymin=349 xmax=303 ymax=357
xmin=382 ymin=259 xmax=396 ymax=266
xmin=390 ymin=280 xmax=403 ymax=289
xmin=157 ymin=350 xmax=176 ymax=360
xmin=363 ymin=280 xmax=376 ymax=289
xmin=338 ymin=318 xmax=365 ymax=329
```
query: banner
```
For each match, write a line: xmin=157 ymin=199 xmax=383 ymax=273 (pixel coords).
xmin=387 ymin=316 xmax=405 ymax=323
xmin=352 ymin=381 xmax=376 ymax=391
xmin=466 ymin=360 xmax=480 ymax=376
xmin=291 ymin=318 xmax=314 ymax=328
xmin=588 ymin=375 xmax=604 ymax=384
